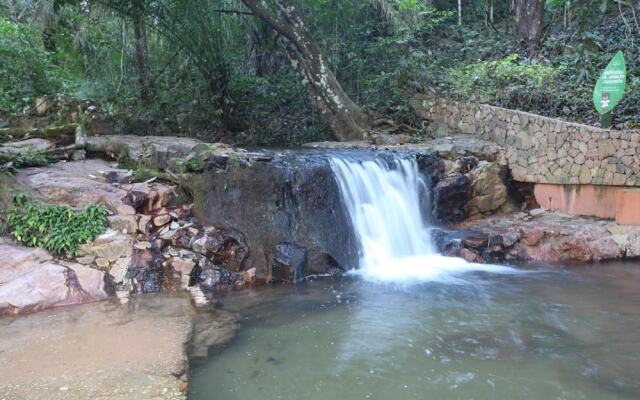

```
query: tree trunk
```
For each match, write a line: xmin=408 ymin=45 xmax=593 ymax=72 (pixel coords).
xmin=132 ymin=1 xmax=153 ymax=105
xmin=515 ymin=0 xmax=545 ymax=53
xmin=241 ymin=0 xmax=370 ymax=141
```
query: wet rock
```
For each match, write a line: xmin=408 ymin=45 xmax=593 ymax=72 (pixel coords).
xmin=191 ymin=153 xmax=358 ymax=278
xmin=190 ymin=228 xmax=249 ymax=271
xmin=128 ymin=250 xmax=166 ymax=293
xmin=459 ymin=248 xmax=485 ymax=263
xmin=461 ymin=235 xmax=488 ymax=251
xmin=416 ymin=152 xmax=445 ymax=184
xmin=195 ymin=263 xmax=245 ymax=291
xmin=433 ymin=175 xmax=469 ymax=224
xmin=0 ymin=242 xmax=107 ymax=315
xmin=271 ymin=242 xmax=308 ymax=283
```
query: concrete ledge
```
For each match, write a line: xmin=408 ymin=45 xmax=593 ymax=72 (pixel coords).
xmin=616 ymin=189 xmax=640 ymax=225
xmin=533 ymin=183 xmax=640 ymax=225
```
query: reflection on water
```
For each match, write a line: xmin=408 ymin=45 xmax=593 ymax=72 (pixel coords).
xmin=190 ymin=264 xmax=640 ymax=400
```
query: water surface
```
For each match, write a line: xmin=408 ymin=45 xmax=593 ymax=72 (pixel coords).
xmin=190 ymin=264 xmax=640 ymax=400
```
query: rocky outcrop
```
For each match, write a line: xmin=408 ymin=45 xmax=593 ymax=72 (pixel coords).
xmin=0 ymin=239 xmax=108 ymax=316
xmin=436 ymin=210 xmax=640 ymax=265
xmin=191 ymin=151 xmax=358 ymax=280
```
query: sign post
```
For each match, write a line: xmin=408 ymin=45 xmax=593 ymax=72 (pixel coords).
xmin=593 ymin=51 xmax=626 ymax=128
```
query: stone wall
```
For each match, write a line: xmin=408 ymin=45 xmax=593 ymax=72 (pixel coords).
xmin=414 ymin=96 xmax=640 ymax=186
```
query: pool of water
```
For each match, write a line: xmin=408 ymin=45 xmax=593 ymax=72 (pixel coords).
xmin=189 ymin=264 xmax=640 ymax=400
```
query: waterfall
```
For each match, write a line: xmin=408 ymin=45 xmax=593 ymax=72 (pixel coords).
xmin=330 ymin=155 xmax=516 ymax=283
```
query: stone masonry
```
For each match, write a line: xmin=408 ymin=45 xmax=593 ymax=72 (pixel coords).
xmin=414 ymin=96 xmax=640 ymax=186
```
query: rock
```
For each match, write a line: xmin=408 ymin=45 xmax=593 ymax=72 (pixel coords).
xmin=433 ymin=175 xmax=470 ymax=224
xmin=459 ymin=248 xmax=485 ymax=263
xmin=154 ymin=214 xmax=172 ymax=227
xmin=169 ymin=256 xmax=197 ymax=276
xmin=590 ymin=238 xmax=624 ymax=261
xmin=521 ymin=227 xmax=545 ymax=246
xmin=85 ymin=134 xmax=202 ymax=166
xmin=76 ymin=254 xmax=96 ymax=265
xmin=107 ymin=214 xmax=137 ymax=234
xmin=128 ymin=250 xmax=165 ymax=293
xmin=81 ymin=230 xmax=133 ymax=262
xmin=190 ymin=228 xmax=249 ymax=271
xmin=529 ymin=208 xmax=546 ymax=217
xmin=271 ymin=242 xmax=308 ymax=283
xmin=109 ymin=256 xmax=131 ymax=284
xmin=0 ymin=138 xmax=52 ymax=155
xmin=196 ymin=263 xmax=245 ymax=291
xmin=127 ymin=183 xmax=176 ymax=213
xmin=461 ymin=235 xmax=488 ymax=251
xmin=95 ymin=258 xmax=109 ymax=268
xmin=134 ymin=241 xmax=151 ymax=250
xmin=465 ymin=162 xmax=508 ymax=217
xmin=137 ymin=214 xmax=152 ymax=235
xmin=190 ymin=153 xmax=358 ymax=278
xmin=625 ymin=235 xmax=640 ymax=258
xmin=0 ymin=243 xmax=107 ymax=315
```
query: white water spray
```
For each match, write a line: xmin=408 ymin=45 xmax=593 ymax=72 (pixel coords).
xmin=330 ymin=156 xmax=516 ymax=283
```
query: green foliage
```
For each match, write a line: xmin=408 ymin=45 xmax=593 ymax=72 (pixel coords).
xmin=6 ymin=193 xmax=108 ymax=257
xmin=447 ymin=54 xmax=562 ymax=98
xmin=0 ymin=150 xmax=51 ymax=171
xmin=0 ymin=18 xmax=63 ymax=114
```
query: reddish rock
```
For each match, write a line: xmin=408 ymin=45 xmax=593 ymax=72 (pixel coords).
xmin=459 ymin=248 xmax=485 ymax=263
xmin=0 ymin=243 xmax=107 ymax=316
xmin=521 ymin=227 xmax=545 ymax=246
xmin=461 ymin=235 xmax=488 ymax=250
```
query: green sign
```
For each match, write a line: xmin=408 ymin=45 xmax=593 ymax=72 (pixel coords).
xmin=593 ymin=51 xmax=626 ymax=116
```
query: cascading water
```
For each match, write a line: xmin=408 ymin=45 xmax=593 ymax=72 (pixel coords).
xmin=330 ymin=155 xmax=515 ymax=282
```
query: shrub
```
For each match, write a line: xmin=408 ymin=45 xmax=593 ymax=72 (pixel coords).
xmin=0 ymin=18 xmax=62 ymax=113
xmin=447 ymin=54 xmax=563 ymax=99
xmin=6 ymin=193 xmax=108 ymax=257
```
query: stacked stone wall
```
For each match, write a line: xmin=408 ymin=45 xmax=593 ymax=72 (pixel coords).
xmin=414 ymin=96 xmax=640 ymax=186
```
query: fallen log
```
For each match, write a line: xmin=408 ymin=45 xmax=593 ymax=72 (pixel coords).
xmin=0 ymin=124 xmax=78 ymax=143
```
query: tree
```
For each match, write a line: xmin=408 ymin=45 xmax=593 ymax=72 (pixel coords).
xmin=515 ymin=0 xmax=545 ymax=53
xmin=240 ymin=0 xmax=371 ymax=141
xmin=131 ymin=0 xmax=153 ymax=105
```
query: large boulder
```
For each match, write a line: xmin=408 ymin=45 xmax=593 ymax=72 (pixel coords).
xmin=190 ymin=152 xmax=358 ymax=279
xmin=0 ymin=240 xmax=108 ymax=315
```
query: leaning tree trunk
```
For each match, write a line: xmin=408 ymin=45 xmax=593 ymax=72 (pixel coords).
xmin=132 ymin=0 xmax=154 ymax=105
xmin=241 ymin=0 xmax=370 ymax=141
xmin=515 ymin=0 xmax=545 ymax=54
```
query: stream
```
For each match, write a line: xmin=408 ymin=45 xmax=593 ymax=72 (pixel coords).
xmin=189 ymin=155 xmax=640 ymax=399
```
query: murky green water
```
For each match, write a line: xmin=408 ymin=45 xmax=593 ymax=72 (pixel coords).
xmin=190 ymin=264 xmax=640 ymax=400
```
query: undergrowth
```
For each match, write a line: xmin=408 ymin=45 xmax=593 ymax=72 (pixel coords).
xmin=6 ymin=193 xmax=108 ymax=257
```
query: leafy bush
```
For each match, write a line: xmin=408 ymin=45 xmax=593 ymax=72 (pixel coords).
xmin=0 ymin=18 xmax=62 ymax=113
xmin=447 ymin=54 xmax=563 ymax=99
xmin=0 ymin=150 xmax=50 ymax=171
xmin=6 ymin=193 xmax=108 ymax=257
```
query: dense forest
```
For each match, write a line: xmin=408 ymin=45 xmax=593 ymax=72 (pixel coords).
xmin=1 ymin=0 xmax=639 ymax=145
